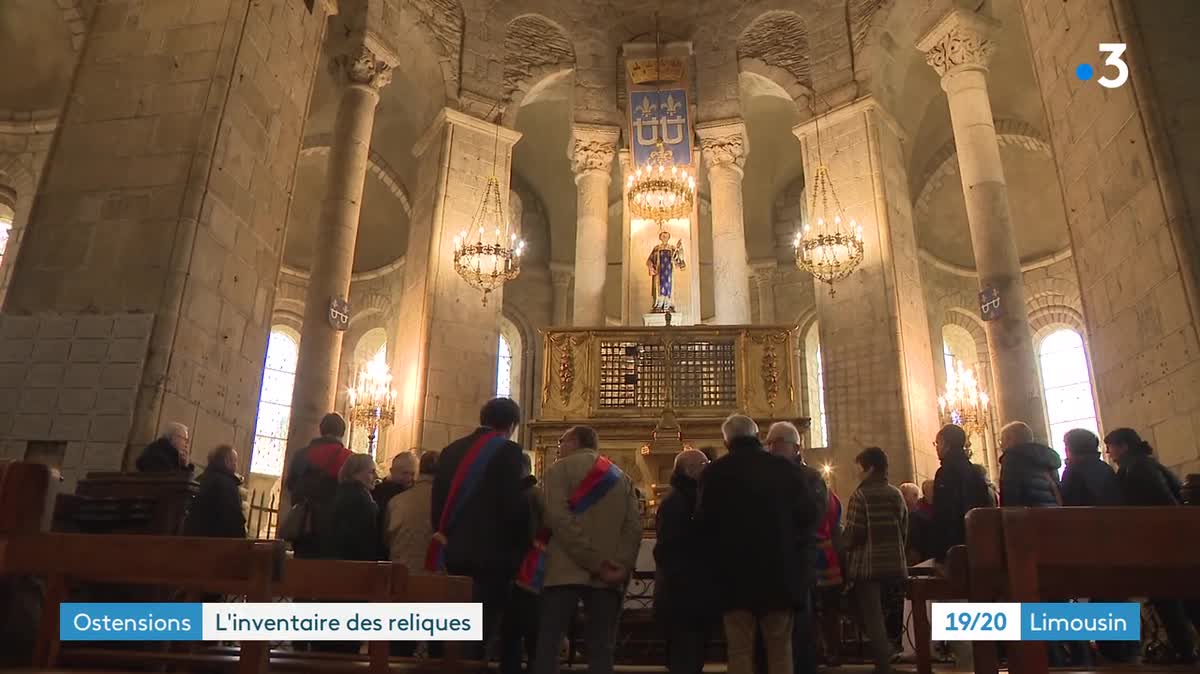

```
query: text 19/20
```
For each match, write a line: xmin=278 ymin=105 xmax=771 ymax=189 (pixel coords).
xmin=944 ymin=611 xmax=1008 ymax=632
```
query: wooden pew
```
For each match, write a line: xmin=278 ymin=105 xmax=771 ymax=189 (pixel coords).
xmin=0 ymin=531 xmax=281 ymax=674
xmin=907 ymin=544 xmax=968 ymax=674
xmin=964 ymin=507 xmax=1007 ymax=674
xmin=0 ymin=460 xmax=52 ymax=534
xmin=1001 ymin=507 xmax=1200 ymax=674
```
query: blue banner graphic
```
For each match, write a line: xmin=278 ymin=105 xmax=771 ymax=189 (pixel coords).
xmin=629 ymin=89 xmax=691 ymax=167
xmin=932 ymin=602 xmax=1141 ymax=641
xmin=61 ymin=603 xmax=202 ymax=641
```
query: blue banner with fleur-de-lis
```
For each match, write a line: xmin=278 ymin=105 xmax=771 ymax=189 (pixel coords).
xmin=629 ymin=89 xmax=691 ymax=167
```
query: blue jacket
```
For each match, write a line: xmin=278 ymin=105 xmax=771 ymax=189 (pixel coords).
xmin=999 ymin=442 xmax=1062 ymax=507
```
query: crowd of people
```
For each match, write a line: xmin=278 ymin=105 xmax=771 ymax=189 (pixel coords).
xmin=140 ymin=399 xmax=1200 ymax=674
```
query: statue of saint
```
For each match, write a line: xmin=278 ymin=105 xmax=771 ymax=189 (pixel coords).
xmin=647 ymin=230 xmax=686 ymax=312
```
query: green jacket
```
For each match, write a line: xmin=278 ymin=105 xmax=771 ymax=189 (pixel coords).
xmin=539 ymin=450 xmax=642 ymax=589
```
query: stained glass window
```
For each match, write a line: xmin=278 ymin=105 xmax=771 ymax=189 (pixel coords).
xmin=497 ymin=333 xmax=512 ymax=398
xmin=1038 ymin=329 xmax=1099 ymax=462
xmin=250 ymin=330 xmax=298 ymax=476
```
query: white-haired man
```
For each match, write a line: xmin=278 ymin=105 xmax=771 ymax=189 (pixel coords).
xmin=135 ymin=422 xmax=192 ymax=473
xmin=765 ymin=421 xmax=828 ymax=674
xmin=698 ymin=414 xmax=819 ymax=674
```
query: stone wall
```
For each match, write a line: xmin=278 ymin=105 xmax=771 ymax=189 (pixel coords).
xmin=0 ymin=314 xmax=153 ymax=489
xmin=2 ymin=0 xmax=329 ymax=466
xmin=1020 ymin=0 xmax=1200 ymax=475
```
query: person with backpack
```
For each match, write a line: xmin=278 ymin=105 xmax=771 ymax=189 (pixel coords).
xmin=281 ymin=413 xmax=352 ymax=558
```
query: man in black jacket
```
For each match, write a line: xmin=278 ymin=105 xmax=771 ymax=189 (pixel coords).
xmin=931 ymin=424 xmax=994 ymax=561
xmin=998 ymin=421 xmax=1062 ymax=507
xmin=431 ymin=397 xmax=531 ymax=660
xmin=699 ymin=414 xmax=818 ymax=674
xmin=654 ymin=448 xmax=712 ymax=674
xmin=1060 ymin=429 xmax=1121 ymax=506
xmin=135 ymin=422 xmax=194 ymax=474
xmin=183 ymin=445 xmax=245 ymax=538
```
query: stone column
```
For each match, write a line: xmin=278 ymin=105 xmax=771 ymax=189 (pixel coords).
xmin=549 ymin=262 xmax=574 ymax=326
xmin=750 ymin=259 xmax=777 ymax=323
xmin=570 ymin=125 xmax=618 ymax=326
xmin=287 ymin=47 xmax=393 ymax=451
xmin=918 ymin=10 xmax=1048 ymax=438
xmin=698 ymin=120 xmax=751 ymax=325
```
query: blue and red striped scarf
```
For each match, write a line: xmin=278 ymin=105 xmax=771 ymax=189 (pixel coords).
xmin=424 ymin=430 xmax=509 ymax=573
xmin=515 ymin=454 xmax=623 ymax=592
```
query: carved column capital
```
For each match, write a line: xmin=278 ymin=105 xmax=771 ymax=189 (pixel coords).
xmin=750 ymin=259 xmax=778 ymax=285
xmin=330 ymin=45 xmax=394 ymax=91
xmin=570 ymin=124 xmax=620 ymax=178
xmin=697 ymin=119 xmax=748 ymax=172
xmin=916 ymin=9 xmax=999 ymax=77
xmin=549 ymin=262 xmax=575 ymax=288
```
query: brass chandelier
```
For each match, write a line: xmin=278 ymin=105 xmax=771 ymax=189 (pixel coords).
xmin=938 ymin=359 xmax=992 ymax=449
xmin=626 ymin=140 xmax=696 ymax=223
xmin=453 ymin=111 xmax=525 ymax=306
xmin=624 ymin=15 xmax=695 ymax=225
xmin=347 ymin=349 xmax=396 ymax=462
xmin=794 ymin=114 xmax=864 ymax=296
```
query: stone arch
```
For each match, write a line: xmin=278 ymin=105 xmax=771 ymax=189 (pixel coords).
xmin=944 ymin=307 xmax=991 ymax=379
xmin=913 ymin=120 xmax=1051 ymax=209
xmin=299 ymin=140 xmax=412 ymax=216
xmin=847 ymin=0 xmax=889 ymax=57
xmin=1025 ymin=274 xmax=1083 ymax=317
xmin=0 ymin=152 xmax=42 ymax=305
xmin=737 ymin=11 xmax=813 ymax=102
xmin=1029 ymin=305 xmax=1086 ymax=342
xmin=854 ymin=0 xmax=955 ymax=102
xmin=406 ymin=0 xmax=465 ymax=102
xmin=502 ymin=14 xmax=576 ymax=114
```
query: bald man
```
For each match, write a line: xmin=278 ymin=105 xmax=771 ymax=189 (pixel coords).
xmin=373 ymin=451 xmax=419 ymax=557
xmin=654 ymin=448 xmax=712 ymax=674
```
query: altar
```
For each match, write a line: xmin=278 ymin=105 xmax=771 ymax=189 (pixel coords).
xmin=528 ymin=324 xmax=811 ymax=525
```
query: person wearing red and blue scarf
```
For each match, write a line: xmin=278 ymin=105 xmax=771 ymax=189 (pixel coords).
xmin=529 ymin=426 xmax=642 ymax=674
xmin=428 ymin=398 xmax=532 ymax=661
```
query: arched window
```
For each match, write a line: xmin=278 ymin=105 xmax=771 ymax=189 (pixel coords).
xmin=348 ymin=329 xmax=388 ymax=455
xmin=497 ymin=316 xmax=523 ymax=405
xmin=250 ymin=328 xmax=299 ymax=476
xmin=1038 ymin=329 xmax=1099 ymax=458
xmin=804 ymin=321 xmax=828 ymax=448
xmin=0 ymin=203 xmax=13 ymax=272
xmin=497 ymin=334 xmax=513 ymax=398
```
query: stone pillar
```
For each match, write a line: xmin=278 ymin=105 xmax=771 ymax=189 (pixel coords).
xmin=287 ymin=46 xmax=393 ymax=453
xmin=391 ymin=109 xmax=522 ymax=451
xmin=570 ymin=125 xmax=618 ymax=326
xmin=750 ymin=259 xmax=777 ymax=323
xmin=698 ymin=120 xmax=751 ymax=325
xmin=918 ymin=10 xmax=1048 ymax=439
xmin=793 ymin=98 xmax=942 ymax=482
xmin=550 ymin=262 xmax=574 ymax=326
xmin=0 ymin=0 xmax=331 ymax=479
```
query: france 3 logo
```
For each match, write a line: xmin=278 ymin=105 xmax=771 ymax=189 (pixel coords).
xmin=1075 ymin=43 xmax=1129 ymax=89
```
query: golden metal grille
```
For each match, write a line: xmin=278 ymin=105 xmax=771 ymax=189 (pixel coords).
xmin=597 ymin=339 xmax=735 ymax=410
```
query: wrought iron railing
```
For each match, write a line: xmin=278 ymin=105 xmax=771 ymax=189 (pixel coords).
xmin=247 ymin=489 xmax=279 ymax=540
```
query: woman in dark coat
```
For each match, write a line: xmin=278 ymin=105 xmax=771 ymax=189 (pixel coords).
xmin=998 ymin=421 xmax=1062 ymax=507
xmin=1105 ymin=427 xmax=1196 ymax=664
xmin=183 ymin=445 xmax=246 ymax=538
xmin=320 ymin=453 xmax=382 ymax=562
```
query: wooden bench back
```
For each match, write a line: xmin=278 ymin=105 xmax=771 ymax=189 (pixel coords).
xmin=1002 ymin=506 xmax=1200 ymax=674
xmin=1002 ymin=507 xmax=1200 ymax=601
xmin=964 ymin=507 xmax=1006 ymax=600
xmin=0 ymin=531 xmax=281 ymax=674
xmin=0 ymin=460 xmax=51 ymax=534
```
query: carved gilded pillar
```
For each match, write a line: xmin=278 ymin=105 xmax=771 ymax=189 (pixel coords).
xmin=570 ymin=125 xmax=619 ymax=326
xmin=698 ymin=120 xmax=751 ymax=325
xmin=918 ymin=10 xmax=1047 ymax=439
xmin=287 ymin=46 xmax=393 ymax=460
